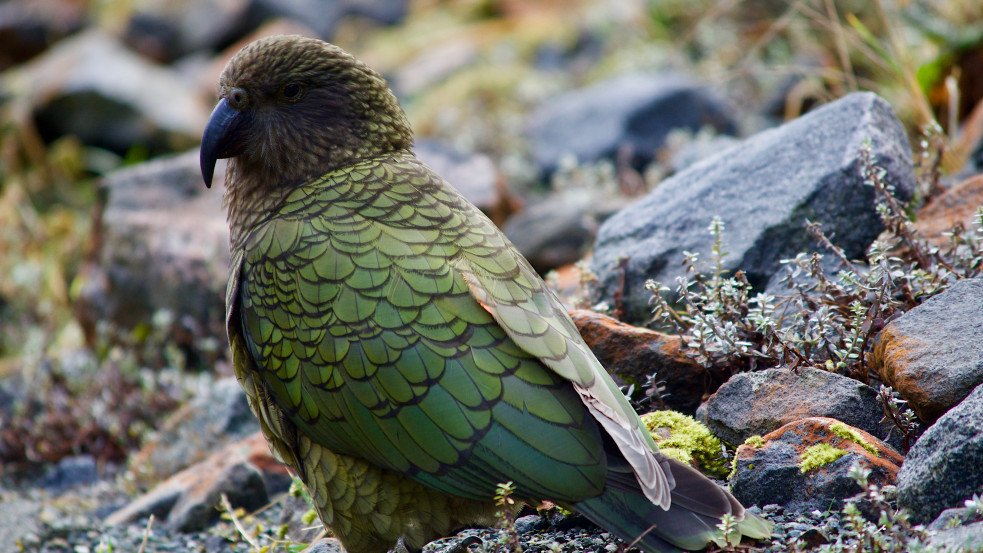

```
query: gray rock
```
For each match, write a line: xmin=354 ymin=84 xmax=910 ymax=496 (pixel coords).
xmin=763 ymin=248 xmax=858 ymax=298
xmin=182 ymin=376 xmax=259 ymax=445
xmin=0 ymin=373 xmax=18 ymax=421
xmin=124 ymin=0 xmax=407 ymax=62
xmin=390 ymin=37 xmax=478 ymax=96
xmin=124 ymin=0 xmax=255 ymax=62
xmin=503 ymin=199 xmax=598 ymax=274
xmin=759 ymin=60 xmax=825 ymax=123
xmin=106 ymin=432 xmax=285 ymax=532
xmin=697 ymin=367 xmax=900 ymax=448
xmin=514 ymin=514 xmax=547 ymax=534
xmin=2 ymin=29 xmax=208 ymax=156
xmin=872 ymin=277 xmax=983 ymax=423
xmin=0 ymin=495 xmax=42 ymax=552
xmin=75 ymin=149 xmax=229 ymax=337
xmin=928 ymin=506 xmax=981 ymax=533
xmin=243 ymin=0 xmax=407 ymax=42
xmin=526 ymin=72 xmax=737 ymax=176
xmin=533 ymin=30 xmax=603 ymax=73
xmin=303 ymin=538 xmax=343 ymax=553
xmin=928 ymin=521 xmax=983 ymax=553
xmin=665 ymin=134 xmax=740 ymax=174
xmin=590 ymin=92 xmax=916 ymax=324
xmin=414 ymin=139 xmax=506 ymax=219
xmin=128 ymin=377 xmax=258 ymax=483
xmin=0 ymin=0 xmax=85 ymax=71
xmin=105 ymin=449 xmax=269 ymax=533
xmin=105 ymin=476 xmax=182 ymax=528
xmin=732 ymin=440 xmax=802 ymax=507
xmin=277 ymin=494 xmax=330 ymax=546
xmin=39 ymin=455 xmax=99 ymax=490
xmin=897 ymin=382 xmax=983 ymax=523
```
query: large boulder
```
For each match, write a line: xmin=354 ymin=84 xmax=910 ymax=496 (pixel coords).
xmin=590 ymin=92 xmax=915 ymax=324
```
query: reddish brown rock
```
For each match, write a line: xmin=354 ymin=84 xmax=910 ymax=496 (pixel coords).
xmin=569 ymin=309 xmax=721 ymax=413
xmin=107 ymin=432 xmax=288 ymax=531
xmin=125 ymin=376 xmax=258 ymax=490
xmin=731 ymin=417 xmax=902 ymax=512
xmin=548 ymin=263 xmax=595 ymax=310
xmin=871 ymin=278 xmax=983 ymax=423
xmin=913 ymin=174 xmax=983 ymax=246
xmin=764 ymin=417 xmax=902 ymax=473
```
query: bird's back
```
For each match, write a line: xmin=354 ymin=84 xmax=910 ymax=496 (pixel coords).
xmin=230 ymin=149 xmax=612 ymax=502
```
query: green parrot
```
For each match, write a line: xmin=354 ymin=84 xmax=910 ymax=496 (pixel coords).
xmin=200 ymin=35 xmax=771 ymax=553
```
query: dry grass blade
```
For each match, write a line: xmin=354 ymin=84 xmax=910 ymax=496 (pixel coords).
xmin=137 ymin=514 xmax=154 ymax=553
xmin=221 ymin=493 xmax=262 ymax=551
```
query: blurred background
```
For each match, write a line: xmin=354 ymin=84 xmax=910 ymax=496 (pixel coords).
xmin=0 ymin=0 xmax=982 ymax=521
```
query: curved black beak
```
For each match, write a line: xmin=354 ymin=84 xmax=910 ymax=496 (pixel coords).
xmin=200 ymin=98 xmax=247 ymax=188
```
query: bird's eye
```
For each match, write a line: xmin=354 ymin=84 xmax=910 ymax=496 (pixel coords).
xmin=281 ymin=83 xmax=302 ymax=100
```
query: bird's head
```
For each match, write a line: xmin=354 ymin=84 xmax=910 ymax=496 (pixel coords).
xmin=200 ymin=35 xmax=413 ymax=189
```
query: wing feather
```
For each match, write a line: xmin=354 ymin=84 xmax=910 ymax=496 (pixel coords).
xmin=448 ymin=206 xmax=674 ymax=509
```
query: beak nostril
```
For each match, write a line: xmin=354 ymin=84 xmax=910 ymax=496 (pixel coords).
xmin=228 ymin=88 xmax=248 ymax=110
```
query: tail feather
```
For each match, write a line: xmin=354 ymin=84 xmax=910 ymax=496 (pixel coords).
xmin=574 ymin=488 xmax=715 ymax=552
xmin=572 ymin=458 xmax=773 ymax=553
xmin=658 ymin=457 xmax=739 ymax=518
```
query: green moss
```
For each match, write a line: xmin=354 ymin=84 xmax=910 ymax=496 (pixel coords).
xmin=301 ymin=508 xmax=319 ymax=525
xmin=641 ymin=411 xmax=728 ymax=478
xmin=830 ymin=422 xmax=879 ymax=455
xmin=799 ymin=443 xmax=848 ymax=473
xmin=744 ymin=435 xmax=766 ymax=448
xmin=729 ymin=435 xmax=767 ymax=479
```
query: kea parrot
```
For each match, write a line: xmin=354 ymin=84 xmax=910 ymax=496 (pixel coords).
xmin=200 ymin=35 xmax=772 ymax=553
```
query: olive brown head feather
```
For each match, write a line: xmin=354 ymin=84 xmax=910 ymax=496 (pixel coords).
xmin=200 ymin=34 xmax=412 ymax=190
xmin=202 ymin=35 xmax=773 ymax=553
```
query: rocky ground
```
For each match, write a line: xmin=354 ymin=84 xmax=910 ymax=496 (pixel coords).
xmin=2 ymin=0 xmax=983 ymax=552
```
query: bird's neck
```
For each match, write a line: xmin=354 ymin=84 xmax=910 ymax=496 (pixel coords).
xmin=223 ymin=160 xmax=295 ymax=250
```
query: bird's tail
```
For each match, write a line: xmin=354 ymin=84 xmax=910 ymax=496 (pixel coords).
xmin=573 ymin=457 xmax=773 ymax=553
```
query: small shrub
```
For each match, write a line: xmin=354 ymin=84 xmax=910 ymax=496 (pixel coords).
xmin=645 ymin=140 xmax=981 ymax=449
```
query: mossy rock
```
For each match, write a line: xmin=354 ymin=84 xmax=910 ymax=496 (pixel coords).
xmin=798 ymin=443 xmax=847 ymax=473
xmin=641 ymin=410 xmax=728 ymax=478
